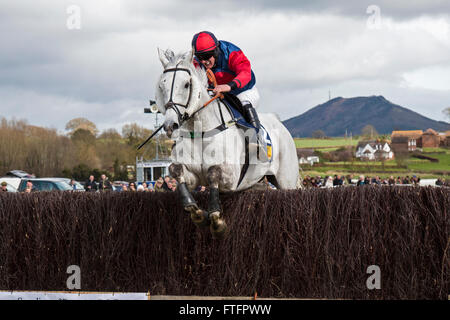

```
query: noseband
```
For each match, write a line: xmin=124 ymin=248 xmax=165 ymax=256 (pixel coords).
xmin=163 ymin=63 xmax=193 ymax=125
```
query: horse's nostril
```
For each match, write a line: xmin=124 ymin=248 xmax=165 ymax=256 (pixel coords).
xmin=173 ymin=123 xmax=179 ymax=131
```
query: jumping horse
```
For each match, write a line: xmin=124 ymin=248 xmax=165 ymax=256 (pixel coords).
xmin=155 ymin=49 xmax=300 ymax=238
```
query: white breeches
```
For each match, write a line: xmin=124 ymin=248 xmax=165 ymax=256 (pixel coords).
xmin=236 ymin=86 xmax=260 ymax=109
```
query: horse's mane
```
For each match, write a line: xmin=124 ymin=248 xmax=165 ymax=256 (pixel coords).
xmin=155 ymin=49 xmax=210 ymax=114
xmin=170 ymin=52 xmax=208 ymax=88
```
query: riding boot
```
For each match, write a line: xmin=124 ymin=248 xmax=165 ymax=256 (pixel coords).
xmin=242 ymin=103 xmax=269 ymax=162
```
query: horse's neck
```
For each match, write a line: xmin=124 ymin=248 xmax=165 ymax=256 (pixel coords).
xmin=187 ymin=93 xmax=231 ymax=133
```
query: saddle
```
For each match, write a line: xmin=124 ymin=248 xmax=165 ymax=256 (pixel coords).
xmin=220 ymin=93 xmax=273 ymax=161
xmin=221 ymin=92 xmax=255 ymax=130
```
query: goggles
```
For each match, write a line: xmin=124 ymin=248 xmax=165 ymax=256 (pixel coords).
xmin=195 ymin=50 xmax=215 ymax=61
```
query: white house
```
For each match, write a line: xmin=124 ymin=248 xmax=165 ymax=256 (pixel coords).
xmin=299 ymin=156 xmax=320 ymax=165
xmin=355 ymin=141 xmax=393 ymax=160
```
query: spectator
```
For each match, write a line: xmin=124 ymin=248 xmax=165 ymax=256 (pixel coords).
xmin=170 ymin=178 xmax=178 ymax=191
xmin=371 ymin=176 xmax=381 ymax=185
xmin=24 ymin=181 xmax=33 ymax=193
xmin=357 ymin=175 xmax=365 ymax=186
xmin=69 ymin=178 xmax=77 ymax=190
xmin=1 ymin=181 xmax=8 ymax=192
xmin=137 ymin=184 xmax=145 ymax=192
xmin=128 ymin=182 xmax=137 ymax=191
xmin=325 ymin=176 xmax=334 ymax=188
xmin=388 ymin=176 xmax=395 ymax=185
xmin=263 ymin=176 xmax=277 ymax=190
xmin=316 ymin=176 xmax=323 ymax=187
xmin=98 ymin=174 xmax=113 ymax=191
xmin=162 ymin=175 xmax=172 ymax=191
xmin=142 ymin=182 xmax=149 ymax=191
xmin=154 ymin=178 xmax=165 ymax=192
xmin=121 ymin=184 xmax=128 ymax=191
xmin=302 ymin=179 xmax=308 ymax=188
xmin=85 ymin=175 xmax=98 ymax=192
xmin=166 ymin=179 xmax=173 ymax=192
xmin=346 ymin=174 xmax=353 ymax=185
xmin=195 ymin=185 xmax=206 ymax=192
xmin=333 ymin=174 xmax=343 ymax=186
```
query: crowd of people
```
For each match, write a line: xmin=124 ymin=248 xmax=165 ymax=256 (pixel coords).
xmin=301 ymin=174 xmax=447 ymax=188
xmin=83 ymin=174 xmax=181 ymax=193
xmin=2 ymin=173 xmax=447 ymax=193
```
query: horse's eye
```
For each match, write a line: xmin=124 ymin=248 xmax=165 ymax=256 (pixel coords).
xmin=184 ymin=82 xmax=190 ymax=89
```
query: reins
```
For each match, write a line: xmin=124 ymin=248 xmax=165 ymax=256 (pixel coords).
xmin=188 ymin=69 xmax=224 ymax=119
xmin=137 ymin=64 xmax=228 ymax=150
xmin=163 ymin=66 xmax=223 ymax=124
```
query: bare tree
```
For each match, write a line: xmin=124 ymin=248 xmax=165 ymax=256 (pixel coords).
xmin=311 ymin=130 xmax=326 ymax=139
xmin=65 ymin=117 xmax=98 ymax=137
xmin=361 ymin=124 xmax=378 ymax=139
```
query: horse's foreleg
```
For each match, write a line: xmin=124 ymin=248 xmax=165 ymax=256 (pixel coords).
xmin=207 ymin=165 xmax=227 ymax=239
xmin=170 ymin=163 xmax=197 ymax=209
xmin=169 ymin=163 xmax=209 ymax=227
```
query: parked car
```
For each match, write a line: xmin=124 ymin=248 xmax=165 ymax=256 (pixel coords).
xmin=1 ymin=182 xmax=17 ymax=192
xmin=17 ymin=178 xmax=74 ymax=192
xmin=5 ymin=170 xmax=35 ymax=178
xmin=54 ymin=178 xmax=85 ymax=191
xmin=0 ymin=177 xmax=21 ymax=191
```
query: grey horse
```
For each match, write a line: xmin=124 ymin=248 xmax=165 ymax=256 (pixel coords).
xmin=155 ymin=49 xmax=300 ymax=238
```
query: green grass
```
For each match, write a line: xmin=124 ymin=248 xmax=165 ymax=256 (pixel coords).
xmin=295 ymin=137 xmax=450 ymax=179
xmin=422 ymin=147 xmax=448 ymax=153
xmin=324 ymin=160 xmax=398 ymax=166
xmin=407 ymin=150 xmax=450 ymax=172
xmin=300 ymin=148 xmax=450 ymax=179
xmin=295 ymin=138 xmax=359 ymax=149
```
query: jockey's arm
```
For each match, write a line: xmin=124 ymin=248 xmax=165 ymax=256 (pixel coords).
xmin=226 ymin=50 xmax=252 ymax=91
xmin=212 ymin=50 xmax=251 ymax=94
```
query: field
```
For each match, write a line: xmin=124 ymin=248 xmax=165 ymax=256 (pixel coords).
xmin=296 ymin=138 xmax=450 ymax=179
xmin=407 ymin=149 xmax=450 ymax=172
xmin=294 ymin=137 xmax=359 ymax=149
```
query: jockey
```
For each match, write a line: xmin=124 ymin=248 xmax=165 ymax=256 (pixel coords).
xmin=191 ymin=31 xmax=268 ymax=161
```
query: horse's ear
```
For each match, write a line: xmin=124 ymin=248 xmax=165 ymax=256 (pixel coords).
xmin=187 ymin=48 xmax=194 ymax=63
xmin=180 ymin=49 xmax=194 ymax=64
xmin=158 ymin=48 xmax=174 ymax=68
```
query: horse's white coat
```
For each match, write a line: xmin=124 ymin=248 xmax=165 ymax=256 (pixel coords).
xmin=155 ymin=49 xmax=299 ymax=191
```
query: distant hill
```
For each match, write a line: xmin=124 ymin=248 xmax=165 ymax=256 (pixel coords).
xmin=282 ymin=96 xmax=450 ymax=137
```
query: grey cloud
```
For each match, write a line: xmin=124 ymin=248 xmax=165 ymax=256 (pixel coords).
xmin=222 ymin=0 xmax=450 ymax=19
xmin=122 ymin=0 xmax=450 ymax=20
xmin=1 ymin=0 xmax=449 ymax=132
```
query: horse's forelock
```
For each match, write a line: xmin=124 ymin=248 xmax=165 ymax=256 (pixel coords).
xmin=163 ymin=52 xmax=208 ymax=90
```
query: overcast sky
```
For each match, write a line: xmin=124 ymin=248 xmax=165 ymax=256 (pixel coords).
xmin=1 ymin=0 xmax=449 ymax=134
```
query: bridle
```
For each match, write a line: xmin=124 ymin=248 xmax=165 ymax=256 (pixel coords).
xmin=163 ymin=62 xmax=193 ymax=124
xmin=163 ymin=65 xmax=223 ymax=127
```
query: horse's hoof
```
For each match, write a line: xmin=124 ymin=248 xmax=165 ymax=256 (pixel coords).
xmin=184 ymin=203 xmax=199 ymax=212
xmin=190 ymin=209 xmax=210 ymax=228
xmin=209 ymin=212 xmax=227 ymax=239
